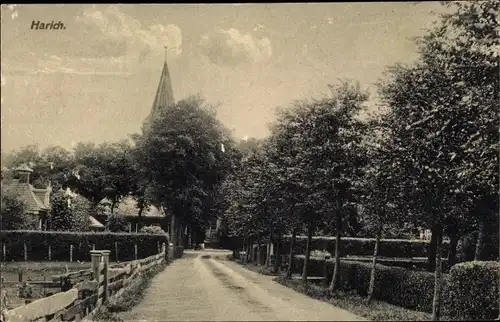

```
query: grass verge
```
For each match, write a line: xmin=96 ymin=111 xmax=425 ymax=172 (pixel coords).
xmin=91 ymin=261 xmax=168 ymax=322
xmin=274 ymin=276 xmax=432 ymax=321
xmin=230 ymin=257 xmax=283 ymax=276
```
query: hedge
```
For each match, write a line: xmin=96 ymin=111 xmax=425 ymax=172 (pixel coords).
xmin=282 ymin=235 xmax=449 ymax=259
xmin=291 ymin=256 xmax=499 ymax=319
xmin=0 ymin=230 xmax=169 ymax=262
xmin=442 ymin=261 xmax=499 ymax=320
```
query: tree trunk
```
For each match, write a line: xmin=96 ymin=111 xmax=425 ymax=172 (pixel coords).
xmin=257 ymin=234 xmax=262 ymax=266
xmin=111 ymin=199 xmax=117 ymax=214
xmin=286 ymin=229 xmax=297 ymax=279
xmin=329 ymin=210 xmax=342 ymax=293
xmin=447 ymin=231 xmax=459 ymax=268
xmin=170 ymin=214 xmax=176 ymax=246
xmin=267 ymin=234 xmax=274 ymax=267
xmin=432 ymin=227 xmax=443 ymax=321
xmin=302 ymin=222 xmax=314 ymax=286
xmin=275 ymin=234 xmax=283 ymax=273
xmin=475 ymin=217 xmax=486 ymax=261
xmin=367 ymin=226 xmax=382 ymax=303
xmin=428 ymin=224 xmax=439 ymax=272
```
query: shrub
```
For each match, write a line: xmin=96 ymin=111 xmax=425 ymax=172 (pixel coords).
xmin=442 ymin=261 xmax=499 ymax=320
xmin=108 ymin=215 xmax=130 ymax=233
xmin=0 ymin=230 xmax=168 ymax=262
xmin=139 ymin=225 xmax=167 ymax=236
xmin=1 ymin=185 xmax=35 ymax=230
xmin=282 ymin=236 xmax=449 ymax=259
xmin=49 ymin=191 xmax=90 ymax=232
xmin=292 ymin=255 xmax=436 ymax=312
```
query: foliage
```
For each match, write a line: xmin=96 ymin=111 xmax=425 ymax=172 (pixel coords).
xmin=134 ymin=96 xmax=238 ymax=233
xmin=107 ymin=215 xmax=130 ymax=233
xmin=0 ymin=185 xmax=33 ymax=230
xmin=0 ymin=230 xmax=168 ymax=262
xmin=69 ymin=140 xmax=136 ymax=208
xmin=139 ymin=225 xmax=167 ymax=236
xmin=291 ymin=256 xmax=438 ymax=312
xmin=443 ymin=261 xmax=499 ymax=320
xmin=2 ymin=145 xmax=75 ymax=190
xmin=48 ymin=190 xmax=91 ymax=232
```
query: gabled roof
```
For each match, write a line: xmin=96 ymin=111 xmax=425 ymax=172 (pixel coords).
xmin=99 ymin=196 xmax=165 ymax=218
xmin=8 ymin=179 xmax=50 ymax=213
xmin=89 ymin=216 xmax=105 ymax=228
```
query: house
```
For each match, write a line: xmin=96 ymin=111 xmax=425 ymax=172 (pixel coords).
xmin=5 ymin=164 xmax=51 ymax=230
xmin=96 ymin=196 xmax=168 ymax=233
xmin=3 ymin=165 xmax=106 ymax=231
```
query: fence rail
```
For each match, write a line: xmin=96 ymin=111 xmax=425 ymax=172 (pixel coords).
xmin=1 ymin=242 xmax=173 ymax=322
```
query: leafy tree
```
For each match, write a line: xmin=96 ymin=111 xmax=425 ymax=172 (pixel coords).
xmin=48 ymin=190 xmax=90 ymax=231
xmin=0 ymin=185 xmax=33 ymax=230
xmin=134 ymin=95 xmax=236 ymax=246
xmin=377 ymin=1 xmax=498 ymax=320
xmin=69 ymin=140 xmax=135 ymax=212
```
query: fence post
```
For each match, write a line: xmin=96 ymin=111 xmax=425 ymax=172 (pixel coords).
xmin=162 ymin=242 xmax=166 ymax=262
xmin=24 ymin=241 xmax=28 ymax=261
xmin=101 ymin=250 xmax=110 ymax=303
xmin=70 ymin=244 xmax=74 ymax=262
xmin=2 ymin=242 xmax=5 ymax=261
xmin=168 ymin=243 xmax=174 ymax=261
xmin=134 ymin=244 xmax=138 ymax=261
xmin=157 ymin=241 xmax=160 ymax=254
xmin=115 ymin=242 xmax=118 ymax=262
xmin=18 ymin=270 xmax=23 ymax=282
xmin=48 ymin=244 xmax=52 ymax=261
xmin=90 ymin=250 xmax=102 ymax=307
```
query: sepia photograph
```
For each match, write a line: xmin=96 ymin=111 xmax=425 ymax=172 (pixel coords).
xmin=0 ymin=2 xmax=499 ymax=321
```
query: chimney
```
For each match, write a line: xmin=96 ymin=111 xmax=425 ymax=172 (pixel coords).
xmin=14 ymin=163 xmax=34 ymax=184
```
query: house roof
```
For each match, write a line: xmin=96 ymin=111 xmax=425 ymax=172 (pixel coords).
xmin=99 ymin=196 xmax=165 ymax=218
xmin=8 ymin=179 xmax=50 ymax=213
xmin=89 ymin=216 xmax=105 ymax=228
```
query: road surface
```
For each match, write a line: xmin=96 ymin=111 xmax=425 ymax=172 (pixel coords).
xmin=118 ymin=250 xmax=366 ymax=321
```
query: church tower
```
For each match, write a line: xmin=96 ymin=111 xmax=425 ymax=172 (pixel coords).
xmin=143 ymin=47 xmax=175 ymax=130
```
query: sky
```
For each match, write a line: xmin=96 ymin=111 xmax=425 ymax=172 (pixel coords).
xmin=0 ymin=3 xmax=449 ymax=152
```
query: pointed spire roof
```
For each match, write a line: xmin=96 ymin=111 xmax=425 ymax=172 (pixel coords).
xmin=144 ymin=47 xmax=175 ymax=129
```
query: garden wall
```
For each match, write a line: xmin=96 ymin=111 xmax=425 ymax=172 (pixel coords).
xmin=0 ymin=230 xmax=168 ymax=262
xmin=282 ymin=235 xmax=450 ymax=259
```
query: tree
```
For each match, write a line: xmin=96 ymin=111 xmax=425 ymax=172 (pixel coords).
xmin=134 ymin=96 xmax=236 ymax=247
xmin=377 ymin=1 xmax=499 ymax=320
xmin=69 ymin=140 xmax=135 ymax=213
xmin=48 ymin=190 xmax=90 ymax=231
xmin=0 ymin=185 xmax=32 ymax=230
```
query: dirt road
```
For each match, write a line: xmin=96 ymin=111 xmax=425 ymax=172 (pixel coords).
xmin=118 ymin=250 xmax=366 ymax=321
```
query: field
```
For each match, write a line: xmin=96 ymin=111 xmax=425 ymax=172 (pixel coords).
xmin=1 ymin=261 xmax=96 ymax=309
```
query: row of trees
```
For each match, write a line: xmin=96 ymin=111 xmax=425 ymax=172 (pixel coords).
xmin=220 ymin=1 xmax=498 ymax=320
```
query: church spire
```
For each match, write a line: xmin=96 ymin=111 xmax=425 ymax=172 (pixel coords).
xmin=143 ymin=45 xmax=175 ymax=130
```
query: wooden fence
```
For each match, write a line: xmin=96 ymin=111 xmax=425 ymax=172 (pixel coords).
xmin=1 ymin=242 xmax=169 ymax=322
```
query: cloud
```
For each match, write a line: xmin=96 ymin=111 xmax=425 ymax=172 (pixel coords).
xmin=199 ymin=28 xmax=272 ymax=66
xmin=76 ymin=5 xmax=182 ymax=62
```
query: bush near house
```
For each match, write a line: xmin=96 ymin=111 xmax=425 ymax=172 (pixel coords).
xmin=139 ymin=225 xmax=168 ymax=236
xmin=291 ymin=256 xmax=499 ymax=319
xmin=282 ymin=236 xmax=450 ymax=259
xmin=0 ymin=230 xmax=168 ymax=262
